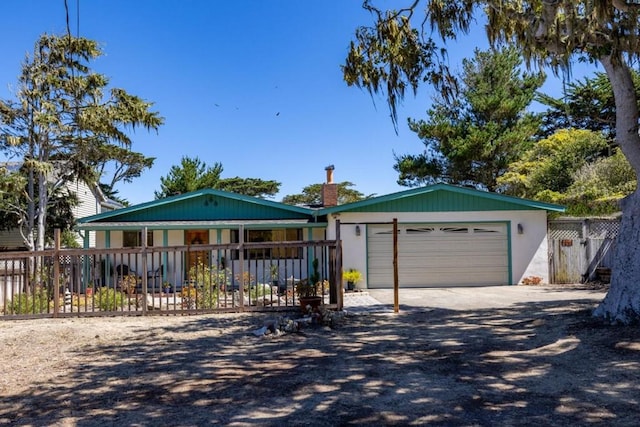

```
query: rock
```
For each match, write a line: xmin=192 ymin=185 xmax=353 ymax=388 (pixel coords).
xmin=252 ymin=326 xmax=267 ymax=337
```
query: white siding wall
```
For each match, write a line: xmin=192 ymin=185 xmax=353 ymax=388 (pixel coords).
xmin=327 ymin=210 xmax=550 ymax=287
xmin=0 ymin=179 xmax=103 ymax=250
xmin=0 ymin=230 xmax=27 ymax=250
xmin=70 ymin=180 xmax=102 ymax=247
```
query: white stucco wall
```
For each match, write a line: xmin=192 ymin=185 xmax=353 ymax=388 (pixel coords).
xmin=326 ymin=210 xmax=550 ymax=288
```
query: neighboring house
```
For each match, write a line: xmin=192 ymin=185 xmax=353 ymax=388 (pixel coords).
xmin=77 ymin=181 xmax=564 ymax=288
xmin=0 ymin=162 xmax=121 ymax=250
xmin=70 ymin=180 xmax=123 ymax=247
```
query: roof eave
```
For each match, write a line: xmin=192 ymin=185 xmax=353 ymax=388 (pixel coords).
xmin=79 ymin=189 xmax=313 ymax=223
xmin=314 ymin=183 xmax=566 ymax=216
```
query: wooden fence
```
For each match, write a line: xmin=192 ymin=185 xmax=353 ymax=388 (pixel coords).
xmin=0 ymin=234 xmax=342 ymax=320
xmin=548 ymin=218 xmax=619 ymax=284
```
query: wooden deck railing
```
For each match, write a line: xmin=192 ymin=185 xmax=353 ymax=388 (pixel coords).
xmin=0 ymin=232 xmax=342 ymax=319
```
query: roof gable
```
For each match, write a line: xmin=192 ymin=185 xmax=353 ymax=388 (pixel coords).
xmin=79 ymin=189 xmax=314 ymax=223
xmin=317 ymin=183 xmax=565 ymax=215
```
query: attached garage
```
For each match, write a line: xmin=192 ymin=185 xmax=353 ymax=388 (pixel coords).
xmin=367 ymin=222 xmax=509 ymax=288
xmin=320 ymin=184 xmax=564 ymax=289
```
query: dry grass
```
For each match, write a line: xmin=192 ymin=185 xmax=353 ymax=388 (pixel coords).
xmin=1 ymin=296 xmax=638 ymax=426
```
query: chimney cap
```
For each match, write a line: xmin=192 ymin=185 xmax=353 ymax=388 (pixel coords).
xmin=325 ymin=164 xmax=334 ymax=170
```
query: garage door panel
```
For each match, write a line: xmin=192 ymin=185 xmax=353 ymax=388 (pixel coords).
xmin=368 ymin=223 xmax=509 ymax=288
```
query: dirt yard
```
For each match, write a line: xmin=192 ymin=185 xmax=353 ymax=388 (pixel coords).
xmin=1 ymin=286 xmax=639 ymax=426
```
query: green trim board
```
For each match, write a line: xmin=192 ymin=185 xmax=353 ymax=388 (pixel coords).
xmin=318 ymin=183 xmax=565 ymax=216
xmin=77 ymin=220 xmax=328 ymax=231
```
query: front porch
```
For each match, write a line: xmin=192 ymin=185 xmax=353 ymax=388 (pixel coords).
xmin=0 ymin=237 xmax=342 ymax=319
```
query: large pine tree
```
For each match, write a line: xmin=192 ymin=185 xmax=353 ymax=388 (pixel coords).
xmin=395 ymin=46 xmax=544 ymax=191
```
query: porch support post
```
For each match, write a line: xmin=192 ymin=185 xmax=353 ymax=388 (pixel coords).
xmin=334 ymin=219 xmax=342 ymax=309
xmin=104 ymin=230 xmax=112 ymax=288
xmin=238 ymin=224 xmax=245 ymax=311
xmin=141 ymin=226 xmax=148 ymax=314
xmin=82 ymin=232 xmax=91 ymax=290
xmin=307 ymin=227 xmax=314 ymax=280
xmin=162 ymin=230 xmax=168 ymax=282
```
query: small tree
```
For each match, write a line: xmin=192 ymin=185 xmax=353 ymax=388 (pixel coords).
xmin=0 ymin=34 xmax=163 ymax=250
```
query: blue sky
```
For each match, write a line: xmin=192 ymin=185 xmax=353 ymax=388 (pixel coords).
xmin=0 ymin=1 xmax=600 ymax=205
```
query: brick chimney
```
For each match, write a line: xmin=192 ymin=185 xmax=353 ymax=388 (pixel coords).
xmin=321 ymin=165 xmax=338 ymax=207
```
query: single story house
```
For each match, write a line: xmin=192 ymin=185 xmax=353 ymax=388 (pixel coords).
xmin=76 ymin=181 xmax=564 ymax=289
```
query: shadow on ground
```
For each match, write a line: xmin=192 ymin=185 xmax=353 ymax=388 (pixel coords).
xmin=1 ymin=296 xmax=639 ymax=426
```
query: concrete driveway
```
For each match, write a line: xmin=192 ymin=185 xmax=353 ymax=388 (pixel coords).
xmin=344 ymin=285 xmax=608 ymax=313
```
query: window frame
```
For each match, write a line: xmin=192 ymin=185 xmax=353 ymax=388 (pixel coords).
xmin=122 ymin=230 xmax=154 ymax=248
xmin=230 ymin=228 xmax=303 ymax=260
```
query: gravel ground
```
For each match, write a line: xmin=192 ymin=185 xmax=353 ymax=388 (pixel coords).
xmin=1 ymin=285 xmax=639 ymax=426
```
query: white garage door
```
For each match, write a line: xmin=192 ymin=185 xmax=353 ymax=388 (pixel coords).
xmin=367 ymin=223 xmax=509 ymax=288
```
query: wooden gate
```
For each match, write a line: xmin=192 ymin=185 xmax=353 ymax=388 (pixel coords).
xmin=548 ymin=218 xmax=619 ymax=284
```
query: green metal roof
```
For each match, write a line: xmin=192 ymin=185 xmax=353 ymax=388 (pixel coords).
xmin=78 ymin=189 xmax=314 ymax=224
xmin=316 ymin=183 xmax=565 ymax=216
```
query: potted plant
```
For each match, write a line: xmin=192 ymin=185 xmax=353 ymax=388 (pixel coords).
xmin=295 ymin=279 xmax=323 ymax=311
xmin=86 ymin=282 xmax=94 ymax=297
xmin=163 ymin=282 xmax=173 ymax=294
xmin=343 ymin=269 xmax=362 ymax=291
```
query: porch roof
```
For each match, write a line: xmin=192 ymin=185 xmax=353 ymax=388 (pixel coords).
xmin=78 ymin=188 xmax=315 ymax=225
xmin=76 ymin=219 xmax=327 ymax=231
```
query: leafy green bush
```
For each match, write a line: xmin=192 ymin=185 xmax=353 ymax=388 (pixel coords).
xmin=8 ymin=287 xmax=50 ymax=314
xmin=95 ymin=287 xmax=125 ymax=311
xmin=563 ymin=149 xmax=636 ymax=215
xmin=248 ymin=283 xmax=272 ymax=301
xmin=187 ymin=262 xmax=229 ymax=309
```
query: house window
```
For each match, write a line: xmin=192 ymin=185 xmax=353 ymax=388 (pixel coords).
xmin=231 ymin=228 xmax=303 ymax=259
xmin=123 ymin=230 xmax=154 ymax=247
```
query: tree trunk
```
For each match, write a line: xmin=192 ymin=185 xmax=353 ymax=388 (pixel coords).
xmin=35 ymin=171 xmax=47 ymax=251
xmin=594 ymin=55 xmax=640 ymax=323
xmin=26 ymin=165 xmax=35 ymax=251
xmin=593 ymin=191 xmax=640 ymax=323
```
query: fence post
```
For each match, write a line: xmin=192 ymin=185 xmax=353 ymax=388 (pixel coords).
xmin=53 ymin=229 xmax=60 ymax=317
xmin=334 ymin=219 xmax=342 ymax=310
xmin=141 ymin=227 xmax=148 ymax=314
xmin=238 ymin=224 xmax=245 ymax=311
xmin=393 ymin=218 xmax=399 ymax=313
xmin=581 ymin=219 xmax=590 ymax=283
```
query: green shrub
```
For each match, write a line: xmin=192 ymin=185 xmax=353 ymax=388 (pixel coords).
xmin=8 ymin=287 xmax=50 ymax=314
xmin=95 ymin=287 xmax=125 ymax=311
xmin=187 ymin=262 xmax=229 ymax=309
xmin=248 ymin=283 xmax=272 ymax=301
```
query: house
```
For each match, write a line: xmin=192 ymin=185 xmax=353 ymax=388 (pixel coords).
xmin=0 ymin=162 xmax=121 ymax=250
xmin=76 ymin=180 xmax=564 ymax=288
